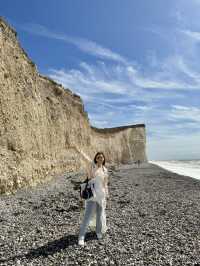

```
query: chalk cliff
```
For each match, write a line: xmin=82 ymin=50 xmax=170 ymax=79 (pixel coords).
xmin=0 ymin=17 xmax=147 ymax=194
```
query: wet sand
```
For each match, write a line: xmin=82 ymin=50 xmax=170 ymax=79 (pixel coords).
xmin=0 ymin=163 xmax=199 ymax=265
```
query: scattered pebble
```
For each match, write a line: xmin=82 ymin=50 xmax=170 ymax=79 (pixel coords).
xmin=0 ymin=163 xmax=199 ymax=265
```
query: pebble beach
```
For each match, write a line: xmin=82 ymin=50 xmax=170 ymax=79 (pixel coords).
xmin=0 ymin=163 xmax=200 ymax=266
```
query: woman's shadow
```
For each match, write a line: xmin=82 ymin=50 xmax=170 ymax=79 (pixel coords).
xmin=0 ymin=232 xmax=97 ymax=263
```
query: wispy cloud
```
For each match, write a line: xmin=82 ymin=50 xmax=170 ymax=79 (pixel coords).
xmin=20 ymin=22 xmax=200 ymax=91
xmin=169 ymin=105 xmax=200 ymax=122
xmin=20 ymin=23 xmax=127 ymax=64
xmin=147 ymin=132 xmax=200 ymax=160
xmin=19 ymin=18 xmax=200 ymax=159
xmin=181 ymin=29 xmax=200 ymax=42
xmin=47 ymin=61 xmax=200 ymax=135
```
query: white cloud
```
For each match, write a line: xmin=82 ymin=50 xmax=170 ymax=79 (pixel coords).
xmin=20 ymin=23 xmax=127 ymax=64
xmin=49 ymin=67 xmax=128 ymax=96
xmin=181 ymin=29 xmax=200 ymax=42
xmin=147 ymin=133 xmax=200 ymax=160
xmin=21 ymin=23 xmax=200 ymax=90
xmin=47 ymin=60 xmax=200 ymax=143
xmin=19 ymin=20 xmax=200 ymax=160
xmin=169 ymin=105 xmax=200 ymax=122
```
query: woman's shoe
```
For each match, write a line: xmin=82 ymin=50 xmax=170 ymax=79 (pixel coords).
xmin=78 ymin=237 xmax=85 ymax=246
xmin=97 ymin=233 xmax=103 ymax=240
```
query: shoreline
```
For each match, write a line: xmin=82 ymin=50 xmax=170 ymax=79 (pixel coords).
xmin=149 ymin=160 xmax=200 ymax=181
xmin=0 ymin=163 xmax=199 ymax=265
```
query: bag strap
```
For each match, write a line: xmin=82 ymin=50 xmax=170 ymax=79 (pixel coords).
xmin=85 ymin=176 xmax=89 ymax=188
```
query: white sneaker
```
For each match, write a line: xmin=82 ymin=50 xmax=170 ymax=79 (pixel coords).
xmin=97 ymin=233 xmax=103 ymax=240
xmin=78 ymin=237 xmax=85 ymax=246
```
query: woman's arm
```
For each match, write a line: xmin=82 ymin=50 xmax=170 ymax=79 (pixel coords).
xmin=71 ymin=146 xmax=93 ymax=180
xmin=86 ymin=162 xmax=94 ymax=180
xmin=73 ymin=146 xmax=93 ymax=163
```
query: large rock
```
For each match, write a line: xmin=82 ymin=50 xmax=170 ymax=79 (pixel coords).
xmin=0 ymin=17 xmax=147 ymax=194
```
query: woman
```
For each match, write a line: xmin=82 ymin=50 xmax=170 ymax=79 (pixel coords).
xmin=78 ymin=151 xmax=109 ymax=246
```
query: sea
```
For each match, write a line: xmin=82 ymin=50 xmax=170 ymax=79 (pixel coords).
xmin=150 ymin=160 xmax=200 ymax=181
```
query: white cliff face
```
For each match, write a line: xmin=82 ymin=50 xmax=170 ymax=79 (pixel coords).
xmin=0 ymin=17 xmax=147 ymax=195
xmin=90 ymin=125 xmax=147 ymax=164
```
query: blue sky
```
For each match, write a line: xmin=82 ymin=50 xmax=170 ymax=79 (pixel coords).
xmin=1 ymin=0 xmax=200 ymax=160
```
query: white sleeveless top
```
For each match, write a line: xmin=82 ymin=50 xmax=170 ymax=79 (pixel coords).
xmin=86 ymin=162 xmax=108 ymax=205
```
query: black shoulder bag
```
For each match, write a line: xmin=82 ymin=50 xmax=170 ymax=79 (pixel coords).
xmin=80 ymin=177 xmax=94 ymax=200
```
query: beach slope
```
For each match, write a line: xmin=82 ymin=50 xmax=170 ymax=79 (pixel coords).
xmin=0 ymin=163 xmax=199 ymax=265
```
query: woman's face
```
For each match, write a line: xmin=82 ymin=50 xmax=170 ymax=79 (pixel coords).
xmin=96 ymin=154 xmax=105 ymax=164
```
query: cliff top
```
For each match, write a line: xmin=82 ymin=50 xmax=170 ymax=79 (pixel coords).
xmin=0 ymin=16 xmax=83 ymax=106
xmin=91 ymin=123 xmax=145 ymax=133
xmin=0 ymin=16 xmax=17 ymax=35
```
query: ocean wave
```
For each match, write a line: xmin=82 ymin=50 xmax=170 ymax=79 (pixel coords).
xmin=150 ymin=160 xmax=200 ymax=180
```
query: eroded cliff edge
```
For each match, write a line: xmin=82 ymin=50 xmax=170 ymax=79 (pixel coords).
xmin=0 ymin=17 xmax=147 ymax=194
